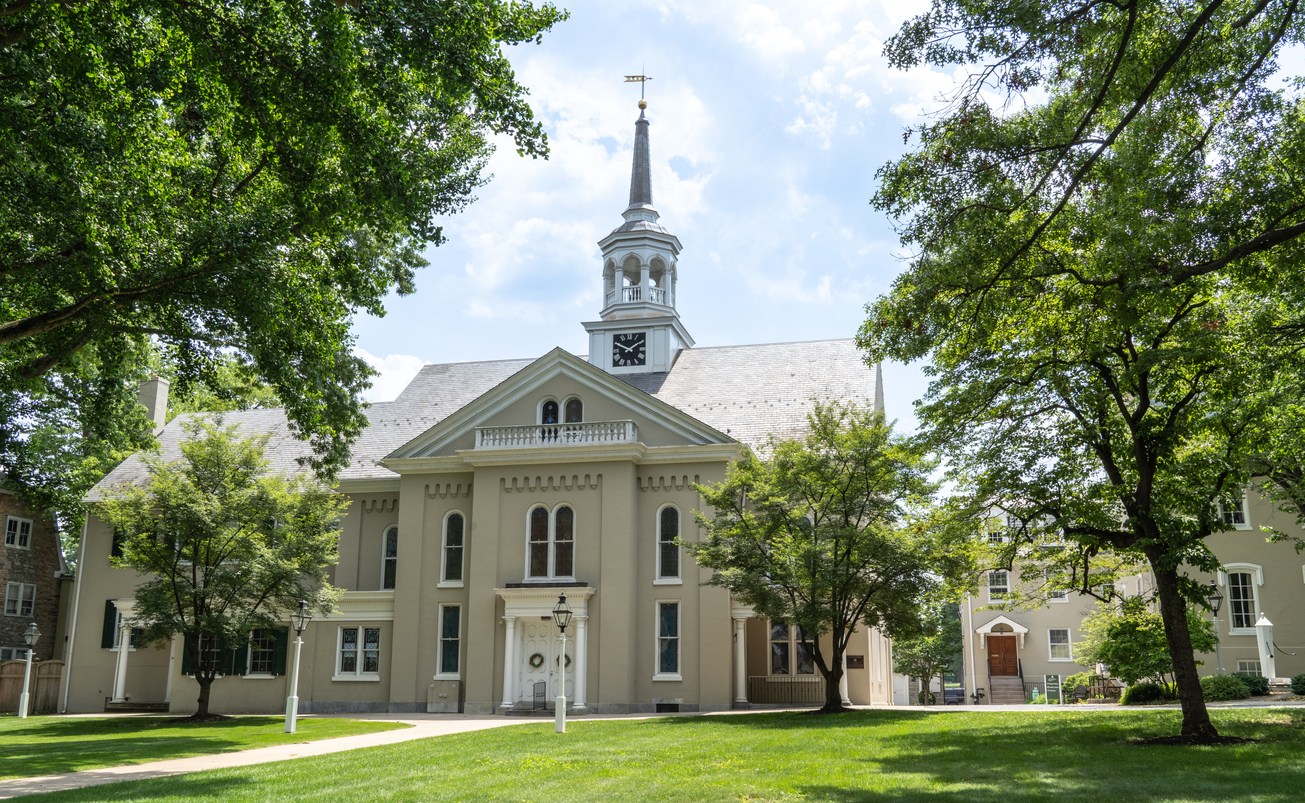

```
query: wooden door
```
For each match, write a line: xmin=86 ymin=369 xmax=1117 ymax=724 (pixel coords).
xmin=987 ymin=636 xmax=1018 ymax=676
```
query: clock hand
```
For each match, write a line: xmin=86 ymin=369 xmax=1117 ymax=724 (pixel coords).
xmin=616 ymin=341 xmax=635 ymax=352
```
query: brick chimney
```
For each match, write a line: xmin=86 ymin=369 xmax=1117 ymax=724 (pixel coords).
xmin=138 ymin=376 xmax=170 ymax=432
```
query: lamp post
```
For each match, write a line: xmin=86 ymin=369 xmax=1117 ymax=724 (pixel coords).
xmin=1205 ymin=581 xmax=1225 ymax=676
xmin=17 ymin=622 xmax=40 ymax=719
xmin=284 ymin=600 xmax=313 ymax=734
xmin=552 ymin=593 xmax=573 ymax=734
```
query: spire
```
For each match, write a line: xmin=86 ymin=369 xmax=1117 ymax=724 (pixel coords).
xmin=627 ymin=100 xmax=653 ymax=211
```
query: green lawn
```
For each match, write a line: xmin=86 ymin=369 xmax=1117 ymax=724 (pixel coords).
xmin=0 ymin=715 xmax=407 ymax=780
xmin=20 ymin=708 xmax=1305 ymax=802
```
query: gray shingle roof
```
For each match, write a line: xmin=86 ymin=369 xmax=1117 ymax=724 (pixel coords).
xmin=88 ymin=340 xmax=878 ymax=494
xmin=618 ymin=339 xmax=879 ymax=451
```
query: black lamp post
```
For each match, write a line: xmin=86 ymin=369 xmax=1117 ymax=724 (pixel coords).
xmin=552 ymin=593 xmax=573 ymax=733
xmin=284 ymin=599 xmax=313 ymax=733
xmin=1205 ymin=581 xmax=1225 ymax=675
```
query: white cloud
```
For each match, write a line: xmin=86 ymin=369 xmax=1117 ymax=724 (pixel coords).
xmin=353 ymin=348 xmax=425 ymax=403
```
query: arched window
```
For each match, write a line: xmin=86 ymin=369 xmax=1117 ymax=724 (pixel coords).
xmin=541 ymin=400 xmax=559 ymax=425
xmin=564 ymin=398 xmax=583 ymax=424
xmin=442 ymin=513 xmax=465 ymax=584
xmin=529 ymin=507 xmax=550 ymax=578
xmin=658 ymin=506 xmax=680 ymax=580
xmin=554 ymin=506 xmax=574 ymax=577
xmin=526 ymin=504 xmax=576 ymax=580
xmin=381 ymin=526 xmax=398 ymax=590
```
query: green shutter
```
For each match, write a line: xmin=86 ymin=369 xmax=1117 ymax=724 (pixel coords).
xmin=224 ymin=647 xmax=245 ymax=676
xmin=110 ymin=529 xmax=123 ymax=559
xmin=181 ymin=633 xmax=194 ymax=675
xmin=101 ymin=600 xmax=117 ymax=648
xmin=271 ymin=628 xmax=289 ymax=676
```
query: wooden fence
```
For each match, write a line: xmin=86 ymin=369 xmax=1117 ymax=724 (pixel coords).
xmin=0 ymin=659 xmax=63 ymax=714
xmin=748 ymin=675 xmax=825 ymax=705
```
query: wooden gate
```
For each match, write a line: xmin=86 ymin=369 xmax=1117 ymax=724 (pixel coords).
xmin=0 ymin=659 xmax=63 ymax=714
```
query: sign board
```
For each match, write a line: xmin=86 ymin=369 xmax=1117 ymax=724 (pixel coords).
xmin=846 ymin=655 xmax=865 ymax=669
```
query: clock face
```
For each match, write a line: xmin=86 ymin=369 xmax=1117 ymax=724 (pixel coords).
xmin=612 ymin=332 xmax=647 ymax=367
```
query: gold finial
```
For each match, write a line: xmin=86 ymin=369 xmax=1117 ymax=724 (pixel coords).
xmin=638 ymin=100 xmax=647 ymax=110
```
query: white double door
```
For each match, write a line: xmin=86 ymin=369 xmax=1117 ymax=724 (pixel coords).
xmin=518 ymin=620 xmax=574 ymax=709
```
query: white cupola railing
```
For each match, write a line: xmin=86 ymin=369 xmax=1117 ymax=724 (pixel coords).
xmin=618 ymin=286 xmax=668 ymax=305
xmin=475 ymin=420 xmax=639 ymax=449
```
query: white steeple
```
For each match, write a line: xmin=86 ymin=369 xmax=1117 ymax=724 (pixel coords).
xmin=584 ymin=100 xmax=694 ymax=375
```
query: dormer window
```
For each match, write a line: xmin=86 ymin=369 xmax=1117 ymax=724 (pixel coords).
xmin=565 ymin=398 xmax=583 ymax=423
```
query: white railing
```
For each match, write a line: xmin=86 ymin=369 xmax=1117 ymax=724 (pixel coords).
xmin=475 ymin=421 xmax=638 ymax=449
xmin=618 ymin=286 xmax=668 ymax=305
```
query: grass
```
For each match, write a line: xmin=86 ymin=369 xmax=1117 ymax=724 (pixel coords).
xmin=19 ymin=708 xmax=1305 ymax=802
xmin=0 ymin=715 xmax=407 ymax=780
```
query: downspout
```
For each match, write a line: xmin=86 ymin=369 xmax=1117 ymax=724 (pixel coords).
xmin=965 ymin=595 xmax=978 ymax=705
xmin=60 ymin=517 xmax=89 ymax=714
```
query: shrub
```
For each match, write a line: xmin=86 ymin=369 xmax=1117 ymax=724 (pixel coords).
xmin=1120 ymin=682 xmax=1167 ymax=705
xmin=1201 ymin=674 xmax=1250 ymax=701
xmin=1236 ymin=673 xmax=1270 ymax=696
xmin=1291 ymin=673 xmax=1305 ymax=696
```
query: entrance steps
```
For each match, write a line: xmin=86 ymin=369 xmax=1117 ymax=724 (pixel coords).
xmin=987 ymin=677 xmax=1027 ymax=705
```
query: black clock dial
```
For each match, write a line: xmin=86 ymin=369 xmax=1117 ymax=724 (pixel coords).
xmin=612 ymin=332 xmax=647 ymax=367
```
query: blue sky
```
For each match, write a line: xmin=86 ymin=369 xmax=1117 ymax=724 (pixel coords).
xmin=349 ymin=1 xmax=1304 ymax=435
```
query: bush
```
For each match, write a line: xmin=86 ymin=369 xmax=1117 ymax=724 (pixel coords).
xmin=1236 ymin=673 xmax=1270 ymax=696
xmin=1291 ymin=673 xmax=1305 ymax=696
xmin=1120 ymin=682 xmax=1167 ymax=705
xmin=1201 ymin=673 xmax=1250 ymax=701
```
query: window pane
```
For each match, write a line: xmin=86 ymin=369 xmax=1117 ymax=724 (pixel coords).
xmin=660 ymin=542 xmax=679 ymax=579
xmin=542 ymin=401 xmax=559 ymax=424
xmin=796 ymin=640 xmax=815 ymax=675
xmin=659 ymin=508 xmax=679 ymax=579
xmin=660 ymin=636 xmax=678 ymax=674
xmin=554 ymin=507 xmax=574 ymax=577
xmin=383 ymin=559 xmax=396 ymax=590
xmin=363 ymin=627 xmax=380 ymax=673
xmin=771 ymin=642 xmax=790 ymax=675
xmin=445 ymin=547 xmax=463 ymax=582
xmin=384 ymin=528 xmax=398 ymax=558
xmin=250 ymin=629 xmax=276 ymax=674
xmin=446 ymin=514 xmax=464 ymax=547
xmin=660 ymin=602 xmax=678 ymax=637
xmin=529 ymin=508 xmax=549 ymax=577
xmin=341 ymin=628 xmax=357 ymax=673
xmin=1049 ymin=629 xmax=1071 ymax=659
xmin=20 ymin=584 xmax=34 ymax=617
xmin=770 ymin=622 xmax=789 ymax=641
xmin=1229 ymin=573 xmax=1255 ymax=629
xmin=441 ymin=607 xmax=460 ymax=674
xmin=565 ymin=399 xmax=583 ymax=423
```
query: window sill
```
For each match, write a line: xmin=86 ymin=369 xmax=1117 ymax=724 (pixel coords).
xmin=332 ymin=674 xmax=381 ymax=682
xmin=1228 ymin=628 xmax=1257 ymax=637
xmin=652 ymin=673 xmax=682 ymax=682
xmin=1048 ymin=658 xmax=1074 ymax=663
xmin=520 ymin=577 xmax=577 ymax=584
xmin=107 ymin=646 xmax=138 ymax=652
xmin=3 ymin=545 xmax=31 ymax=551
xmin=1226 ymin=523 xmax=1252 ymax=531
xmin=433 ymin=673 xmax=461 ymax=681
xmin=242 ymin=673 xmax=275 ymax=680
xmin=437 ymin=581 xmax=464 ymax=589
xmin=1047 ymin=597 xmax=1069 ymax=603
xmin=653 ymin=578 xmax=682 ymax=586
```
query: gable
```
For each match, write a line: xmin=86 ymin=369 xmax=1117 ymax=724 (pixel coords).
xmin=387 ymin=348 xmax=733 ymax=459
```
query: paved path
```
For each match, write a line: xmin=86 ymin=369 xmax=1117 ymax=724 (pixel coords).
xmin=0 ymin=715 xmax=526 ymax=799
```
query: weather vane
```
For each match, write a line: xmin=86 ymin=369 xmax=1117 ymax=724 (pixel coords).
xmin=624 ymin=73 xmax=652 ymax=104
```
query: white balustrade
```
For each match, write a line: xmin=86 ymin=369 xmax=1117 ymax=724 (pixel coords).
xmin=618 ymin=286 xmax=668 ymax=305
xmin=475 ymin=420 xmax=638 ymax=449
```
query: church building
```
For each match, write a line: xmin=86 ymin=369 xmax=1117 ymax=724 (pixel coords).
xmin=58 ymin=100 xmax=895 ymax=715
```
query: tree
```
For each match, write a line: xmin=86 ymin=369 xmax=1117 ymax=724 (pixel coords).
xmin=1078 ymin=597 xmax=1218 ymax=687
xmin=687 ymin=402 xmax=970 ymax=712
xmin=0 ymin=0 xmax=568 ymax=501
xmin=862 ymin=0 xmax=1305 ymax=740
xmin=892 ymin=605 xmax=963 ymax=705
xmin=99 ymin=417 xmax=345 ymax=719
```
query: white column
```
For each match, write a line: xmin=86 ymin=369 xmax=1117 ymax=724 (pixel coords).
xmin=500 ymin=616 xmax=517 ymax=711
xmin=733 ymin=617 xmax=748 ymax=706
xmin=614 ymin=268 xmax=625 ymax=302
xmin=640 ymin=264 xmax=650 ymax=300
xmin=573 ymin=616 xmax=588 ymax=713
xmin=164 ymin=637 xmax=177 ymax=704
xmin=111 ymin=624 xmax=131 ymax=703
xmin=1255 ymin=614 xmax=1277 ymax=679
xmin=839 ymin=652 xmax=852 ymax=706
xmin=17 ymin=648 xmax=34 ymax=718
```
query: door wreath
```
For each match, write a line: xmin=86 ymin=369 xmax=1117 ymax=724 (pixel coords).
xmin=556 ymin=654 xmax=572 ymax=668
xmin=528 ymin=653 xmax=545 ymax=668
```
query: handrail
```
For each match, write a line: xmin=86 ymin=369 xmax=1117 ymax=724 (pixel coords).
xmin=475 ymin=420 xmax=638 ymax=449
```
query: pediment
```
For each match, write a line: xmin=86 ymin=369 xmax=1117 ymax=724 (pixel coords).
xmin=386 ymin=348 xmax=733 ymax=459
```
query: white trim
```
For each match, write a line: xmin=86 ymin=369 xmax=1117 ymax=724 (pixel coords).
xmin=656 ymin=503 xmax=681 ymax=582
xmin=537 ymin=396 xmax=560 ymax=425
xmin=986 ymin=569 xmax=1009 ymax=603
xmin=1220 ymin=565 xmax=1263 ymax=635
xmin=655 ymin=599 xmax=681 ymax=679
xmin=3 ymin=581 xmax=35 ymax=617
xmin=334 ymin=624 xmax=382 ymax=679
xmin=1217 ymin=493 xmax=1252 ymax=530
xmin=332 ymin=674 xmax=381 ymax=682
xmin=3 ymin=515 xmax=33 ymax=549
xmin=435 ymin=603 xmax=462 ymax=680
xmin=440 ymin=510 xmax=466 ymax=587
xmin=562 ymin=395 xmax=584 ymax=424
xmin=380 ymin=525 xmax=398 ymax=590
xmin=522 ymin=502 xmax=577 ymax=583
xmin=241 ymin=674 xmax=275 ymax=680
xmin=974 ymin=615 xmax=1030 ymax=649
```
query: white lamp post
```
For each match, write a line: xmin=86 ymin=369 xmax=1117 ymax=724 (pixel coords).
xmin=284 ymin=600 xmax=313 ymax=734
xmin=1204 ymin=582 xmax=1225 ymax=676
xmin=552 ymin=593 xmax=573 ymax=734
xmin=17 ymin=622 xmax=40 ymax=719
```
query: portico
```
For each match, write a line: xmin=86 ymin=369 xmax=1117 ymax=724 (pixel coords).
xmin=496 ymin=586 xmax=595 ymax=713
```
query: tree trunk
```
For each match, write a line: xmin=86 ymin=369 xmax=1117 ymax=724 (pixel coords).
xmin=1150 ymin=559 xmax=1218 ymax=739
xmin=196 ymin=676 xmax=212 ymax=717
xmin=822 ymin=662 xmax=846 ymax=712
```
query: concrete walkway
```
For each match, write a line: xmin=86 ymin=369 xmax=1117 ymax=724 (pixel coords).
xmin=0 ymin=714 xmax=527 ymax=799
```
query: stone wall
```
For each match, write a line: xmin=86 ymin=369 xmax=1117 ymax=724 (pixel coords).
xmin=0 ymin=491 xmax=64 ymax=661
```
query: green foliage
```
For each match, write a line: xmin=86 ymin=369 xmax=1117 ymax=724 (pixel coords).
xmin=163 ymin=354 xmax=282 ymax=421
xmin=1292 ymin=673 xmax=1305 ymax=696
xmin=1237 ymin=674 xmax=1270 ymax=696
xmin=688 ymin=401 xmax=973 ymax=710
xmin=1063 ymin=672 xmax=1096 ymax=698
xmin=0 ymin=0 xmax=567 ymax=517
xmin=1077 ymin=597 xmax=1217 ymax=686
xmin=98 ymin=417 xmax=346 ymax=715
xmin=1120 ymin=682 xmax=1172 ymax=706
xmin=863 ymin=0 xmax=1305 ymax=738
xmin=893 ymin=605 xmax=963 ymax=706
xmin=1201 ymin=674 xmax=1251 ymax=702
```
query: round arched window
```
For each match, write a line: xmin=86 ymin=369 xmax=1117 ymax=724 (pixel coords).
xmin=542 ymin=400 xmax=559 ymax=425
xmin=564 ymin=399 xmax=583 ymax=423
